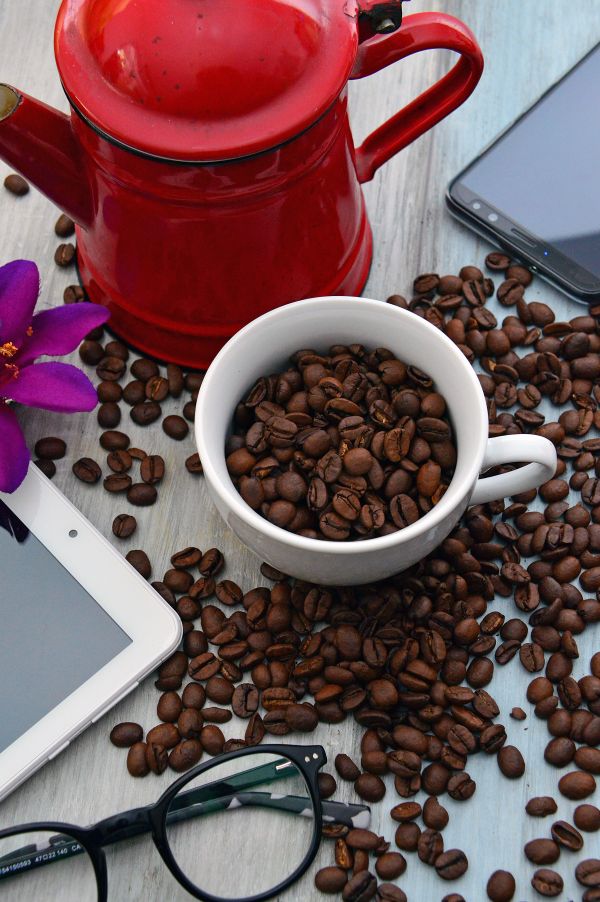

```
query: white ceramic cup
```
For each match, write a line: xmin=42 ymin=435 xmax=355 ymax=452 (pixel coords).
xmin=195 ymin=297 xmax=557 ymax=586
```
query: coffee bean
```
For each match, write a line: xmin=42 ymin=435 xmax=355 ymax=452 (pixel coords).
xmin=185 ymin=452 xmax=203 ymax=475
xmin=112 ymin=514 xmax=137 ymax=538
xmin=131 ymin=401 xmax=161 ymax=426
xmin=575 ymin=746 xmax=600 ymax=774
xmin=558 ymin=770 xmax=596 ymax=799
xmin=183 ymin=400 xmax=196 ymax=421
xmin=178 ymin=708 xmax=203 ymax=739
xmin=127 ymin=483 xmax=157 ymax=506
xmin=418 ymin=828 xmax=443 ymax=864
xmin=130 ymin=358 xmax=158 ymax=381
xmin=551 ymin=819 xmax=583 ymax=851
xmin=447 ymin=772 xmax=476 ymax=800
xmin=524 ymin=838 xmax=560 ymax=865
xmin=156 ymin=692 xmax=183 ymax=723
xmin=354 ymin=773 xmax=385 ymax=802
xmin=145 ymin=742 xmax=168 ymax=774
xmin=526 ymin=797 xmax=558 ymax=817
xmin=140 ymin=454 xmax=165 ymax=484
xmin=4 ymin=173 xmax=29 ymax=195
xmin=346 ymin=828 xmax=380 ymax=851
xmin=200 ymin=724 xmax=225 ymax=755
xmin=544 ymin=736 xmax=575 ymax=767
xmin=163 ymin=414 xmax=189 ymax=440
xmin=110 ymin=722 xmax=143 ymax=747
xmin=104 ymin=341 xmax=128 ymax=361
xmin=35 ymin=437 xmax=66 ymax=460
xmin=126 ymin=549 xmax=151 ymax=579
xmin=54 ymin=242 xmax=76 ymax=267
xmin=103 ymin=474 xmax=132 ymax=493
xmin=72 ymin=457 xmax=102 ymax=483
xmin=34 ymin=459 xmax=56 ymax=478
xmin=576 ymin=859 xmax=600 ymax=887
xmin=126 ymin=742 xmax=149 ymax=777
xmin=146 ymin=723 xmax=180 ymax=750
xmin=97 ymin=401 xmax=121 ymax=429
xmin=375 ymin=852 xmax=406 ymax=880
xmin=435 ymin=849 xmax=468 ymax=880
xmin=315 ymin=867 xmax=347 ymax=893
xmin=65 ymin=284 xmax=86 ymax=304
xmin=336 ymin=753 xmax=361 ymax=781
xmin=100 ymin=430 xmax=130 ymax=451
xmin=54 ymin=212 xmax=75 ymax=237
xmin=485 ymin=252 xmax=511 ymax=271
xmin=123 ymin=380 xmax=146 ymax=405
xmin=497 ymin=745 xmax=525 ymax=778
xmin=486 ymin=870 xmax=515 ymax=901
xmin=390 ymin=802 xmax=421 ymax=822
xmin=96 ymin=356 xmax=125 ymax=382
xmin=144 ymin=375 xmax=168 ymax=402
xmin=423 ymin=796 xmax=449 ymax=830
xmin=97 ymin=381 xmax=122 ymax=403
xmin=168 ymin=739 xmax=202 ymax=772
xmin=284 ymin=701 xmax=318 ymax=731
xmin=531 ymin=869 xmax=563 ymax=897
xmin=574 ymin=804 xmax=600 ymax=832
xmin=395 ymin=822 xmax=420 ymax=852
xmin=342 ymin=871 xmax=377 ymax=902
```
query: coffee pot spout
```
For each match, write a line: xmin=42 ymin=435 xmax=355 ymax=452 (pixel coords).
xmin=0 ymin=84 xmax=92 ymax=226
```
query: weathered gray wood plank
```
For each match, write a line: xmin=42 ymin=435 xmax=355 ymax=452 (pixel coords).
xmin=1 ymin=2 xmax=599 ymax=900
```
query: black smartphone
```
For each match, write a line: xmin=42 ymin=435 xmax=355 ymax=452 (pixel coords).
xmin=447 ymin=41 xmax=600 ymax=305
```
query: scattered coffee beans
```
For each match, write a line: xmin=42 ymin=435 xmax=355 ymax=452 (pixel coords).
xmin=83 ymin=252 xmax=600 ymax=898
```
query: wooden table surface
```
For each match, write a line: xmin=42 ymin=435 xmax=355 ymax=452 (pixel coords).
xmin=1 ymin=2 xmax=600 ymax=900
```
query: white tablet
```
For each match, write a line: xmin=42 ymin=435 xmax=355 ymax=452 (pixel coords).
xmin=0 ymin=464 xmax=182 ymax=802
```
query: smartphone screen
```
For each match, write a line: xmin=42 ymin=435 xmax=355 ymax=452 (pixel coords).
xmin=449 ymin=42 xmax=600 ymax=297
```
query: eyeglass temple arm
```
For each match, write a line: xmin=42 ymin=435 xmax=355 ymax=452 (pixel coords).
xmin=166 ymin=789 xmax=371 ymax=830
xmin=0 ymin=762 xmax=370 ymax=880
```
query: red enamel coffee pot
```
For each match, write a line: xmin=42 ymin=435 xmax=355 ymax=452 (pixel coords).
xmin=0 ymin=0 xmax=483 ymax=367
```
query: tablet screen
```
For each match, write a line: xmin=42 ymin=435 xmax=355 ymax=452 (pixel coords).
xmin=0 ymin=501 xmax=131 ymax=753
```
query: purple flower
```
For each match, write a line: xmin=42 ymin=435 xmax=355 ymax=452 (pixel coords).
xmin=0 ymin=260 xmax=109 ymax=493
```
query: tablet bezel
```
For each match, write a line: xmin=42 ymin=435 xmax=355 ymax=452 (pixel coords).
xmin=0 ymin=463 xmax=182 ymax=801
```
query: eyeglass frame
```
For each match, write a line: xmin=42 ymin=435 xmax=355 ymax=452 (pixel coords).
xmin=0 ymin=743 xmax=370 ymax=902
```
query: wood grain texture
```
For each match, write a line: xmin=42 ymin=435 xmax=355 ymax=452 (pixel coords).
xmin=1 ymin=2 xmax=600 ymax=900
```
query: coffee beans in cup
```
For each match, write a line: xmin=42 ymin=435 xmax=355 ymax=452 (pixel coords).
xmin=227 ymin=346 xmax=456 ymax=540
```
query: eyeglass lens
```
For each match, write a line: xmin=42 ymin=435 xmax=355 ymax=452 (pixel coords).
xmin=0 ymin=829 xmax=97 ymax=901
xmin=165 ymin=751 xmax=316 ymax=900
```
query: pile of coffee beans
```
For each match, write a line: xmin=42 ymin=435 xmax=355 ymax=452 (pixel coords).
xmin=227 ymin=348 xmax=456 ymax=540
xmin=18 ymin=206 xmax=599 ymax=901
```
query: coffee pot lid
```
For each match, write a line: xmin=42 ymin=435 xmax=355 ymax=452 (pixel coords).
xmin=55 ymin=0 xmax=364 ymax=161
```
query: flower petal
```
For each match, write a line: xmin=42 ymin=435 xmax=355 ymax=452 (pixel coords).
xmin=0 ymin=403 xmax=30 ymax=493
xmin=0 ymin=260 xmax=39 ymax=344
xmin=18 ymin=303 xmax=110 ymax=366
xmin=6 ymin=362 xmax=98 ymax=412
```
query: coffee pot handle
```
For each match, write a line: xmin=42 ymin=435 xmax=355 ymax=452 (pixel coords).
xmin=469 ymin=435 xmax=557 ymax=507
xmin=351 ymin=12 xmax=484 ymax=183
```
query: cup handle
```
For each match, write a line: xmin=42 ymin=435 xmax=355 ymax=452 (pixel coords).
xmin=469 ymin=435 xmax=557 ymax=506
xmin=350 ymin=12 xmax=484 ymax=183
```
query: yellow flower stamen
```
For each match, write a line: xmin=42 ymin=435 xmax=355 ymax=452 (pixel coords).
xmin=3 ymin=363 xmax=19 ymax=380
xmin=26 ymin=325 xmax=33 ymax=336
xmin=0 ymin=341 xmax=19 ymax=358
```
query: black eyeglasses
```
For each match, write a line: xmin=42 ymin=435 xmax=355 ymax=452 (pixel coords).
xmin=0 ymin=744 xmax=370 ymax=901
